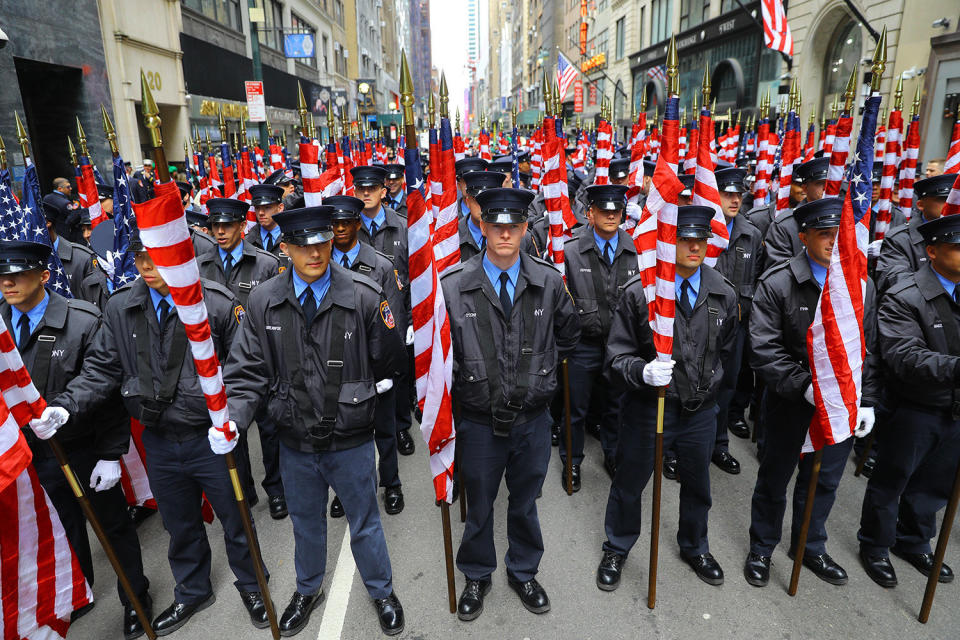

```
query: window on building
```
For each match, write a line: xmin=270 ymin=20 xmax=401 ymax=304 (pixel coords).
xmin=183 ymin=0 xmax=243 ymax=32
xmin=335 ymin=43 xmax=347 ymax=75
xmin=823 ymin=18 xmax=862 ymax=114
xmin=651 ymin=0 xmax=672 ymax=44
xmin=639 ymin=6 xmax=645 ymax=49
xmin=290 ymin=13 xmax=318 ymax=68
xmin=334 ymin=0 xmax=345 ymax=27
xmin=260 ymin=0 xmax=284 ymax=50
xmin=322 ymin=34 xmax=329 ymax=72
xmin=680 ymin=0 xmax=710 ymax=31
xmin=615 ymin=17 xmax=625 ymax=60
xmin=597 ymin=28 xmax=608 ymax=58
xmin=599 ymin=0 xmax=608 ymax=9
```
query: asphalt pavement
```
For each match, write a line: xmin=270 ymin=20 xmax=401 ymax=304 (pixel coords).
xmin=71 ymin=416 xmax=960 ymax=639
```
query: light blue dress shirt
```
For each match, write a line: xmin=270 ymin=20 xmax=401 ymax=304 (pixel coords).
xmin=806 ymin=252 xmax=828 ymax=288
xmin=674 ymin=267 xmax=701 ymax=309
xmin=933 ymin=268 xmax=959 ymax=300
xmin=361 ymin=206 xmax=387 ymax=236
xmin=292 ymin=267 xmax=331 ymax=306
xmin=594 ymin=230 xmax=618 ymax=260
xmin=331 ymin=242 xmax=361 ymax=268
xmin=11 ymin=291 xmax=50 ymax=337
xmin=467 ymin=217 xmax=485 ymax=249
xmin=482 ymin=254 xmax=520 ymax=303
xmin=218 ymin=243 xmax=244 ymax=271
xmin=148 ymin=287 xmax=175 ymax=323
xmin=260 ymin=226 xmax=281 ymax=249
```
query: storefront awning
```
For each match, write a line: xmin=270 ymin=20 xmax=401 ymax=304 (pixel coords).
xmin=517 ymin=109 xmax=542 ymax=126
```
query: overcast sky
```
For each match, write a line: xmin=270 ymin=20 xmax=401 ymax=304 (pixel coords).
xmin=429 ymin=0 xmax=471 ymax=119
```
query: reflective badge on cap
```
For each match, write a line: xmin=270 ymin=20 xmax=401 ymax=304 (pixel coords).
xmin=380 ymin=300 xmax=396 ymax=329
xmin=235 ymin=305 xmax=246 ymax=325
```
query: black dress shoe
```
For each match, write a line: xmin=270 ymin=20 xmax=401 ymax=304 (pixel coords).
xmin=603 ymin=455 xmax=617 ymax=480
xmin=153 ymin=594 xmax=215 ymax=637
xmin=729 ymin=417 xmax=750 ymax=439
xmin=128 ymin=505 xmax=156 ymax=527
xmin=586 ymin=421 xmax=601 ymax=439
xmin=743 ymin=552 xmax=771 ymax=587
xmin=891 ymin=546 xmax=954 ymax=583
xmin=397 ymin=429 xmax=415 ymax=456
xmin=70 ymin=601 xmax=95 ymax=622
xmin=269 ymin=494 xmax=289 ymax=520
xmin=792 ymin=552 xmax=848 ymax=585
xmin=508 ymin=577 xmax=550 ymax=614
xmin=240 ymin=591 xmax=270 ymax=629
xmin=123 ymin=593 xmax=152 ymax=640
xmin=330 ymin=496 xmax=345 ymax=518
xmin=859 ymin=549 xmax=897 ymax=587
xmin=712 ymin=450 xmax=741 ymax=475
xmin=561 ymin=464 xmax=581 ymax=492
xmin=551 ymin=423 xmax=560 ymax=446
xmin=384 ymin=487 xmax=404 ymax=515
xmin=279 ymin=590 xmax=324 ymax=637
xmin=596 ymin=551 xmax=625 ymax=591
xmin=663 ymin=456 xmax=678 ymax=480
xmin=457 ymin=579 xmax=491 ymax=621
xmin=374 ymin=591 xmax=404 ymax=636
xmin=682 ymin=552 xmax=724 ymax=586
xmin=861 ymin=456 xmax=876 ymax=478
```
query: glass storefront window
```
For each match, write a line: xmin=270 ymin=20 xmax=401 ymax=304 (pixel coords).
xmin=823 ymin=19 xmax=862 ymax=113
xmin=182 ymin=0 xmax=243 ymax=33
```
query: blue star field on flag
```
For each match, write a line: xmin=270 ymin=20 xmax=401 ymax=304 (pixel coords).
xmin=111 ymin=153 xmax=139 ymax=289
xmin=511 ymin=124 xmax=520 ymax=188
xmin=847 ymin=92 xmax=881 ymax=225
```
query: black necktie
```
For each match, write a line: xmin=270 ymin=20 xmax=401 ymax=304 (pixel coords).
xmin=265 ymin=234 xmax=275 ymax=253
xmin=223 ymin=254 xmax=234 ymax=278
xmin=301 ymin=288 xmax=317 ymax=326
xmin=341 ymin=253 xmax=350 ymax=267
xmin=954 ymin=287 xmax=960 ymax=305
xmin=17 ymin=314 xmax=30 ymax=351
xmin=158 ymin=299 xmax=170 ymax=327
xmin=498 ymin=272 xmax=512 ymax=318
xmin=603 ymin=241 xmax=613 ymax=265
xmin=480 ymin=236 xmax=486 ymax=252
xmin=370 ymin=221 xmax=379 ymax=236
xmin=678 ymin=280 xmax=693 ymax=319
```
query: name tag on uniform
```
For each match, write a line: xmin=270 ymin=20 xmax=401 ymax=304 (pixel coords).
xmin=579 ymin=268 xmax=592 ymax=273
xmin=627 ymin=269 xmax=636 ymax=276
xmin=934 ymin=322 xmax=943 ymax=329
xmin=465 ymin=312 xmax=477 ymax=318
xmin=266 ymin=325 xmax=282 ymax=331
xmin=800 ymin=306 xmax=809 ymax=312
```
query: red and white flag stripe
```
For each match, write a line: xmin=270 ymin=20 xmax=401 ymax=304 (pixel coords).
xmin=874 ymin=109 xmax=903 ymax=240
xmin=941 ymin=171 xmax=960 ymax=217
xmin=824 ymin=115 xmax=853 ymax=198
xmin=593 ymin=120 xmax=614 ymax=186
xmin=897 ymin=115 xmax=920 ymax=218
xmin=692 ymin=109 xmax=730 ymax=266
xmin=945 ymin=119 xmax=960 ymax=174
xmin=761 ymin=0 xmax=793 ymax=57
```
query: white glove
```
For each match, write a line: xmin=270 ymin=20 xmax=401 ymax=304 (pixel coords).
xmin=803 ymin=384 xmax=815 ymax=406
xmin=29 ymin=406 xmax=70 ymax=440
xmin=855 ymin=406 xmax=876 ymax=438
xmin=208 ymin=420 xmax=238 ymax=455
xmin=89 ymin=460 xmax=122 ymax=492
xmin=376 ymin=378 xmax=394 ymax=394
xmin=405 ymin=325 xmax=415 ymax=345
xmin=642 ymin=360 xmax=675 ymax=387
xmin=867 ymin=239 xmax=883 ymax=259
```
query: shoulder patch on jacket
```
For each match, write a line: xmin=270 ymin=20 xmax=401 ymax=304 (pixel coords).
xmin=234 ymin=304 xmax=245 ymax=325
xmin=380 ymin=300 xmax=396 ymax=329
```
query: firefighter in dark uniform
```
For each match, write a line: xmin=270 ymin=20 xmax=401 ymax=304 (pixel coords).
xmin=455 ymin=157 xmax=489 ymax=216
xmin=712 ymin=167 xmax=764 ymax=469
xmin=174 ymin=181 xmax=218 ymax=257
xmin=858 ymin=213 xmax=960 ymax=588
xmin=562 ymin=183 xmax=639 ymax=487
xmin=744 ymin=168 xmax=804 ymax=239
xmin=442 ymin=187 xmax=580 ymax=621
xmin=875 ymin=173 xmax=957 ymax=294
xmin=42 ymin=177 xmax=85 ymax=244
xmin=325 ymin=194 xmax=407 ymax=517
xmin=45 ymin=226 xmax=270 ymax=635
xmin=246 ymin=184 xmax=288 ymax=266
xmin=744 ymin=198 xmax=881 ymax=588
xmin=9 ymin=240 xmax=151 ymax=639
xmin=41 ymin=200 xmax=97 ymax=294
xmin=762 ymin=156 xmax=829 ymax=270
xmin=382 ymin=163 xmax=408 ymax=216
xmin=352 ymin=165 xmax=417 ymax=457
xmin=596 ymin=205 xmax=739 ymax=591
xmin=222 ymin=205 xmax=407 ymax=636
xmin=196 ymin=197 xmax=285 ymax=519
xmin=458 ymin=170 xmax=540 ymax=261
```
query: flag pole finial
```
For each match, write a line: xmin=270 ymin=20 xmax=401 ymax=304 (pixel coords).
xmin=912 ymin=82 xmax=922 ymax=118
xmin=140 ymin=70 xmax=163 ymax=150
xmin=700 ymin=67 xmax=711 ymax=111
xmin=217 ymin=104 xmax=227 ymax=146
xmin=297 ymin=82 xmax=310 ymax=137
xmin=893 ymin=73 xmax=904 ymax=111
xmin=455 ymin=107 xmax=461 ymax=132
xmin=843 ymin=63 xmax=859 ymax=114
xmin=439 ymin=73 xmax=449 ymax=118
xmin=0 ymin=133 xmax=6 ymax=171
xmin=541 ymin=68 xmax=551 ymax=117
xmin=75 ymin=117 xmax=90 ymax=157
xmin=640 ymin=89 xmax=647 ymax=113
xmin=871 ymin=25 xmax=887 ymax=93
xmin=692 ymin=92 xmax=699 ymax=115
xmin=512 ymin=104 xmax=518 ymax=129
xmin=428 ymin=92 xmax=436 ymax=129
xmin=808 ymin=107 xmax=816 ymax=127
xmin=67 ymin=136 xmax=78 ymax=166
xmin=102 ymin=105 xmax=119 ymax=155
xmin=15 ymin=112 xmax=30 ymax=160
xmin=399 ymin=49 xmax=416 ymax=129
xmin=326 ymin=101 xmax=336 ymax=140
xmin=666 ymin=35 xmax=679 ymax=96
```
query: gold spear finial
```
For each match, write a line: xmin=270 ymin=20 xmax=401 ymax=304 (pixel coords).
xmin=512 ymin=103 xmax=518 ymax=129
xmin=455 ymin=107 xmax=461 ymax=132
xmin=735 ymin=111 xmax=741 ymax=128
xmin=15 ymin=112 xmax=31 ymax=160
xmin=700 ymin=67 xmax=711 ymax=110
xmin=67 ymin=136 xmax=78 ymax=166
xmin=101 ymin=105 xmax=119 ymax=155
xmin=666 ymin=35 xmax=679 ymax=96
xmin=326 ymin=101 xmax=336 ymax=139
xmin=692 ymin=92 xmax=699 ymax=115
xmin=217 ymin=104 xmax=227 ymax=146
xmin=0 ymin=133 xmax=6 ymax=170
xmin=297 ymin=82 xmax=310 ymax=136
xmin=439 ymin=73 xmax=450 ymax=118
xmin=339 ymin=104 xmax=349 ymax=138
xmin=871 ymin=25 xmax=887 ymax=93
xmin=75 ymin=117 xmax=91 ymax=157
xmin=893 ymin=73 xmax=904 ymax=111
xmin=843 ymin=63 xmax=859 ymax=113
xmin=140 ymin=70 xmax=163 ymax=149
xmin=831 ymin=95 xmax=839 ymax=119
xmin=399 ymin=49 xmax=415 ymax=128
xmin=808 ymin=107 xmax=816 ymax=127
xmin=428 ymin=92 xmax=436 ymax=129
xmin=789 ymin=77 xmax=798 ymax=112
xmin=726 ymin=108 xmax=732 ymax=127
xmin=640 ymin=90 xmax=648 ymax=113
xmin=239 ymin=117 xmax=247 ymax=146
xmin=711 ymin=97 xmax=717 ymax=114
xmin=541 ymin=68 xmax=550 ymax=117
xmin=264 ymin=113 xmax=272 ymax=141
xmin=912 ymin=82 xmax=921 ymax=117
xmin=880 ymin=105 xmax=887 ymax=124
xmin=184 ymin=139 xmax=190 ymax=165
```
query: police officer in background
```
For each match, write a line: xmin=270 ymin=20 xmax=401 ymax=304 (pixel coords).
xmin=222 ymin=205 xmax=407 ymax=636
xmin=562 ymin=183 xmax=639 ymax=486
xmin=745 ymin=198 xmax=880 ymax=588
xmin=442 ymin=187 xmax=579 ymax=621
xmin=712 ymin=167 xmax=764 ymax=468
xmin=196 ymin=197 xmax=286 ymax=519
xmin=762 ymin=156 xmax=829 ymax=270
xmin=875 ymin=174 xmax=957 ymax=294
xmin=326 ymin=194 xmax=408 ymax=517
xmin=42 ymin=227 xmax=270 ymax=635
xmin=7 ymin=240 xmax=151 ymax=638
xmin=597 ymin=205 xmax=738 ymax=591
xmin=382 ymin=164 xmax=408 ymax=216
xmin=858 ymin=213 xmax=960 ymax=588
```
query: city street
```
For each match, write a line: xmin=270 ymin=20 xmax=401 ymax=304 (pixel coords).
xmin=72 ymin=417 xmax=960 ymax=639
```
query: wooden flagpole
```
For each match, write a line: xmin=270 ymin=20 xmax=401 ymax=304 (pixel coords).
xmin=788 ymin=448 xmax=823 ymax=596
xmin=918 ymin=458 xmax=960 ymax=622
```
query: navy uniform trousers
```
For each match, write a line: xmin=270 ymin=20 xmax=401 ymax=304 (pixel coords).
xmin=714 ymin=323 xmax=747 ymax=453
xmin=34 ymin=447 xmax=149 ymax=604
xmin=603 ymin=398 xmax=715 ymax=558
xmin=859 ymin=405 xmax=960 ymax=555
xmin=280 ymin=440 xmax=393 ymax=598
xmin=141 ymin=429 xmax=265 ymax=604
xmin=375 ymin=388 xmax=401 ymax=488
xmin=457 ymin=411 xmax=552 ymax=582
xmin=254 ymin=407 xmax=284 ymax=497
xmin=560 ymin=339 xmax=622 ymax=465
xmin=749 ymin=394 xmax=854 ymax=556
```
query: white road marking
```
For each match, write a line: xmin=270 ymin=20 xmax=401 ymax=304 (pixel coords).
xmin=316 ymin=523 xmax=356 ymax=640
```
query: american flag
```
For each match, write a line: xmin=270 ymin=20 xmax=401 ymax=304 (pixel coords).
xmin=776 ymin=108 xmax=801 ymax=219
xmin=897 ymin=113 xmax=920 ymax=218
xmin=630 ymin=94 xmax=684 ymax=362
xmin=802 ymin=118 xmax=816 ymax=162
xmin=220 ymin=141 xmax=236 ymax=198
xmin=942 ymin=171 xmax=960 ymax=216
xmin=874 ymin=123 xmax=886 ymax=163
xmin=0 ymin=314 xmax=93 ymax=639
xmin=77 ymin=155 xmax=107 ymax=228
xmin=684 ymin=112 xmax=699 ymax=175
xmin=511 ymin=124 xmax=521 ymax=189
xmin=530 ymin=128 xmax=544 ymax=192
xmin=594 ymin=119 xmax=614 ymax=185
xmin=625 ymin=110 xmax=648 ymax=204
xmin=404 ymin=141 xmax=455 ymax=503
xmin=804 ymin=91 xmax=879 ymax=453
xmin=541 ymin=116 xmax=578 ymax=276
xmin=761 ymin=0 xmax=793 ymax=57
xmin=693 ymin=106 xmax=731 ymax=266
xmin=647 ymin=65 xmax=667 ymax=82
xmin=556 ymin=52 xmax=579 ymax=101
xmin=432 ymin=116 xmax=460 ymax=275
xmin=825 ymin=112 xmax=854 ymax=198
xmin=478 ymin=129 xmax=491 ymax=161
xmin=874 ymin=106 xmax=903 ymax=240
xmin=111 ymin=153 xmax=140 ymax=289
xmin=945 ymin=117 xmax=960 ymax=174
xmin=0 ymin=163 xmax=73 ymax=298
xmin=753 ymin=114 xmax=771 ymax=204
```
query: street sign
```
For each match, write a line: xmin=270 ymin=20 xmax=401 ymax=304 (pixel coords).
xmin=574 ymin=78 xmax=583 ymax=113
xmin=284 ymin=33 xmax=315 ymax=59
xmin=245 ymin=81 xmax=266 ymax=122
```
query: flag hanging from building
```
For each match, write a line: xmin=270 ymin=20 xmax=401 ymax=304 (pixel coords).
xmin=556 ymin=52 xmax=579 ymax=101
xmin=761 ymin=0 xmax=793 ymax=57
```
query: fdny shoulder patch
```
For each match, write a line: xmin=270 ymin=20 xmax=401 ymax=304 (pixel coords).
xmin=380 ymin=300 xmax=396 ymax=329
xmin=234 ymin=305 xmax=246 ymax=325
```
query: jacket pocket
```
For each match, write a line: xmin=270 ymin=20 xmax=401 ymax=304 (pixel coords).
xmin=266 ymin=379 xmax=299 ymax=428
xmin=455 ymin=357 xmax=489 ymax=410
xmin=120 ymin=376 xmax=144 ymax=420
xmin=526 ymin=351 xmax=558 ymax=407
xmin=337 ymin=381 xmax=378 ymax=429
xmin=576 ymin=298 xmax=602 ymax=337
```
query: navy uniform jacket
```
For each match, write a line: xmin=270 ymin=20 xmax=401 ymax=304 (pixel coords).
xmin=344 ymin=242 xmax=410 ymax=329
xmin=358 ymin=206 xmax=409 ymax=287
xmin=563 ymin=228 xmax=639 ymax=340
xmin=57 ymin=238 xmax=97 ymax=295
xmin=196 ymin=240 xmax=280 ymax=307
xmin=878 ymin=264 xmax=960 ymax=411
xmin=383 ymin=192 xmax=407 ymax=217
xmin=457 ymin=216 xmax=541 ymax=262
xmin=53 ymin=279 xmax=242 ymax=439
xmin=191 ymin=228 xmax=217 ymax=256
xmin=714 ymin=214 xmax=765 ymax=317
xmin=246 ymin=223 xmax=291 ymax=270
xmin=745 ymin=201 xmax=776 ymax=239
xmin=223 ymin=265 xmax=405 ymax=453
xmin=606 ymin=266 xmax=739 ymax=410
xmin=762 ymin=210 xmax=802 ymax=271
xmin=749 ymin=254 xmax=881 ymax=406
xmin=875 ymin=214 xmax=927 ymax=295
xmin=43 ymin=191 xmax=84 ymax=243
xmin=3 ymin=293 xmax=129 ymax=459
xmin=77 ymin=266 xmax=111 ymax=311
xmin=441 ymin=252 xmax=580 ymax=423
